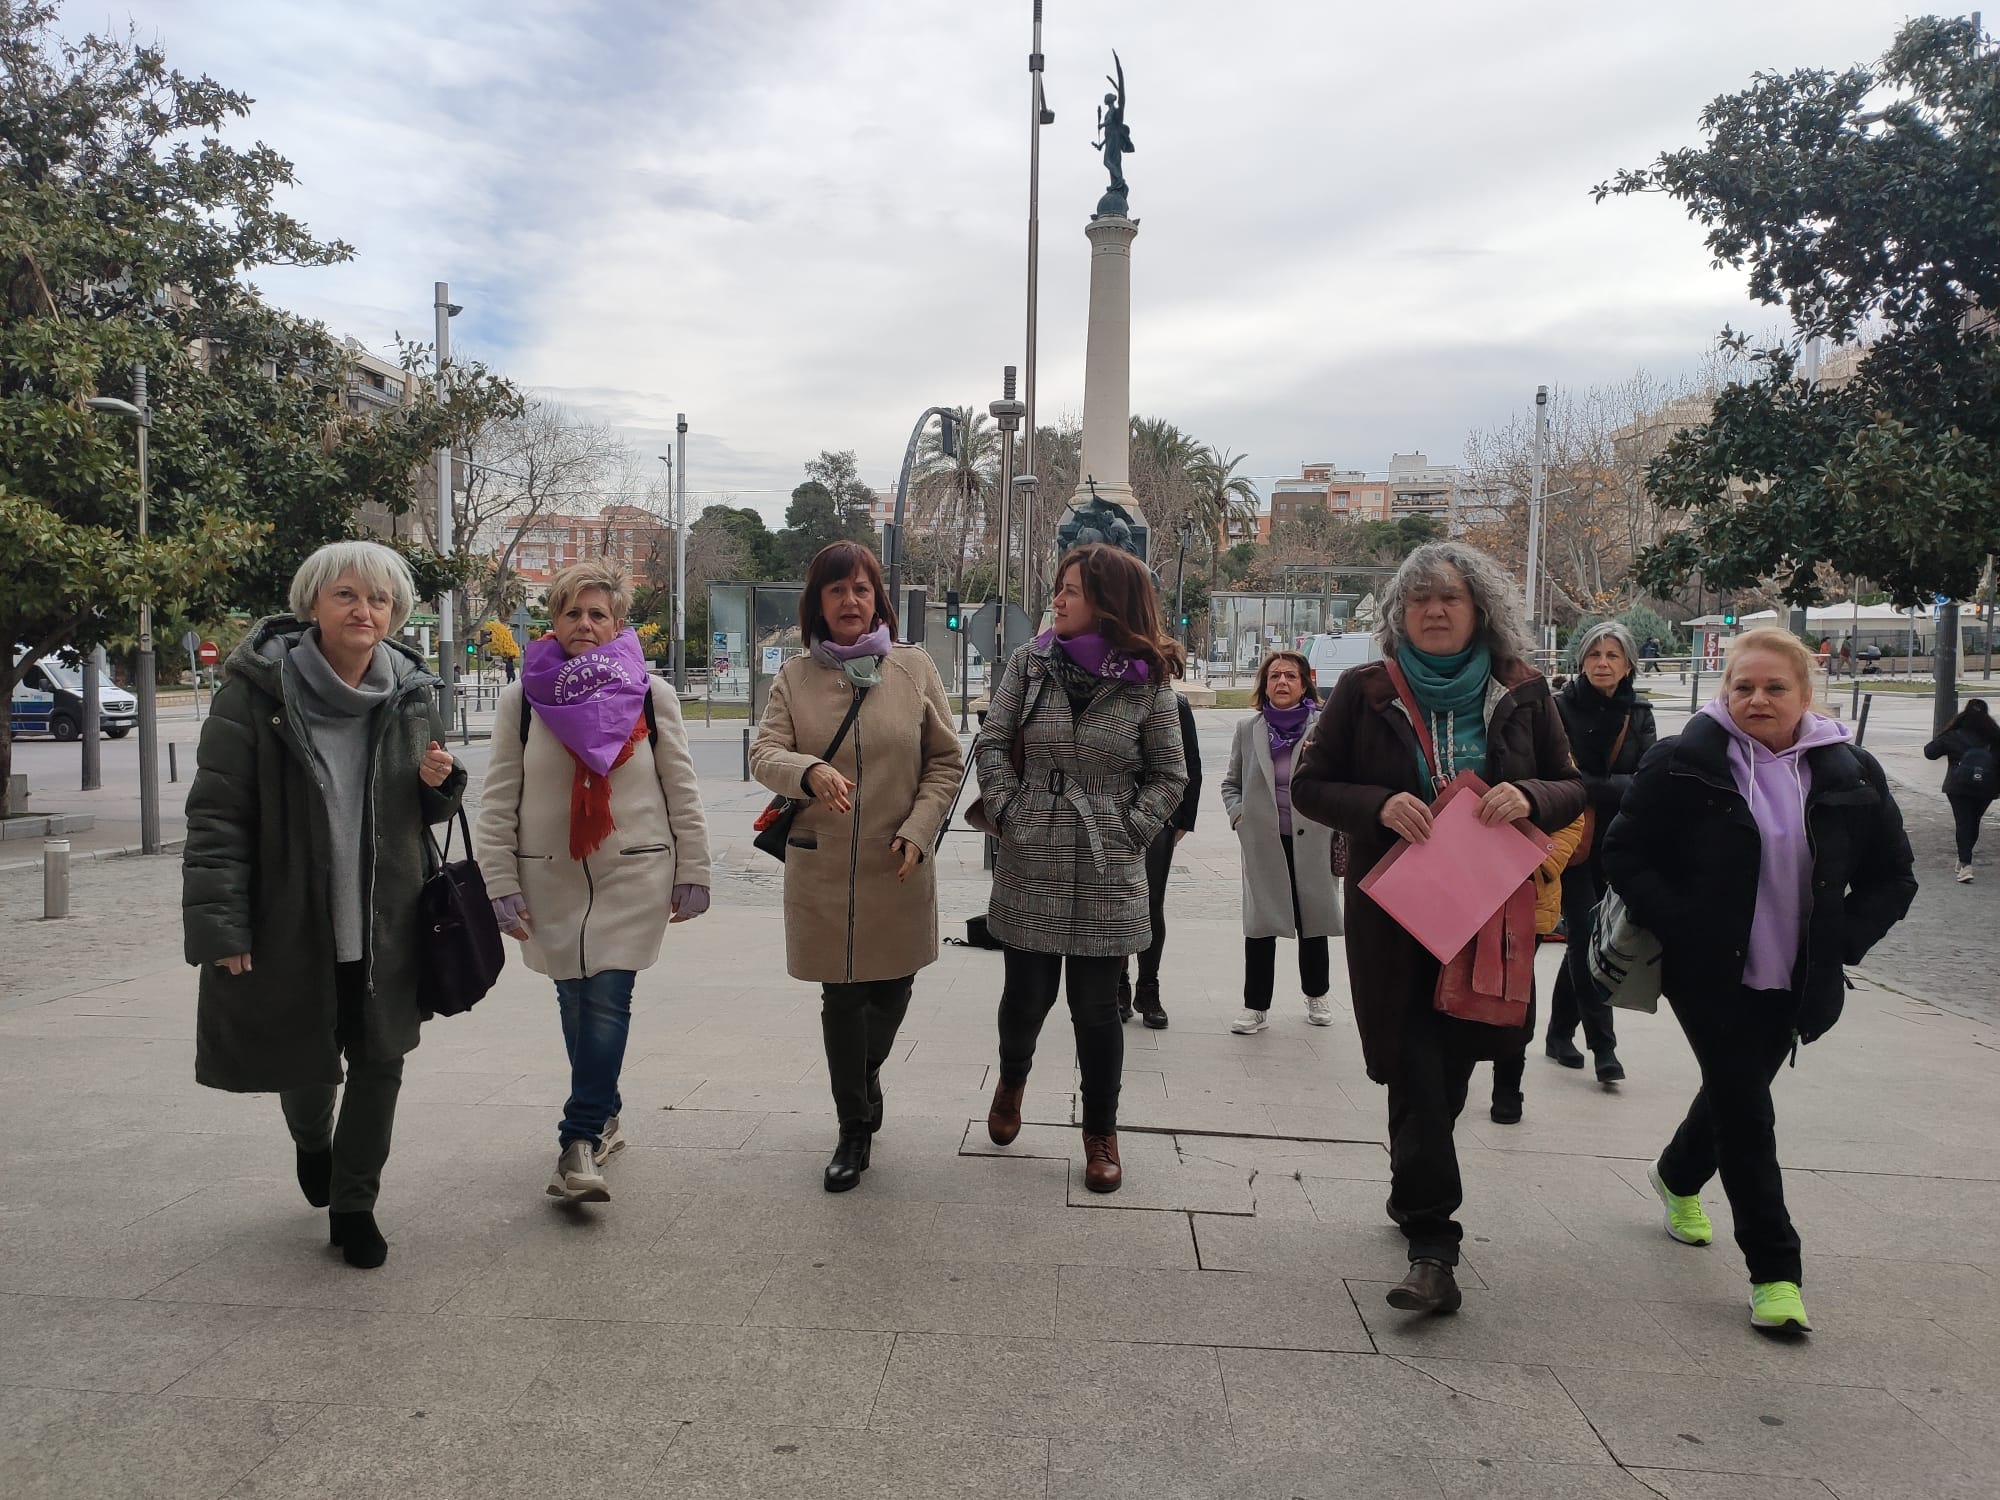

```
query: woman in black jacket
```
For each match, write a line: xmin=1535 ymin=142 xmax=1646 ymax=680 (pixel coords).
xmin=1117 ymin=692 xmax=1203 ymax=1028
xmin=1924 ymin=698 xmax=2000 ymax=882
xmin=1602 ymin=628 xmax=1916 ymax=1334
xmin=1542 ymin=621 xmax=1656 ymax=1083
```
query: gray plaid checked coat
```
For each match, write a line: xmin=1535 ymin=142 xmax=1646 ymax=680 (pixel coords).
xmin=973 ymin=639 xmax=1188 ymax=957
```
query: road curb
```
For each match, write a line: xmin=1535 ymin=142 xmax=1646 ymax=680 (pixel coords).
xmin=0 ymin=838 xmax=184 ymax=878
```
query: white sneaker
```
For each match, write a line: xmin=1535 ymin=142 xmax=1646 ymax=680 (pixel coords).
xmin=595 ymin=1115 xmax=627 ymax=1164
xmin=546 ymin=1141 xmax=609 ymax=1202
xmin=1956 ymin=863 xmax=1975 ymax=884
xmin=1230 ymin=1009 xmax=1269 ymax=1034
xmin=1305 ymin=994 xmax=1334 ymax=1026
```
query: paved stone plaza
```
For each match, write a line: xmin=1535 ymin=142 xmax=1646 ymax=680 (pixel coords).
xmin=3 ymin=704 xmax=1999 ymax=1498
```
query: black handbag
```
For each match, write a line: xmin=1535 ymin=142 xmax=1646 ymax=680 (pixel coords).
xmin=417 ymin=808 xmax=506 ymax=1016
xmin=753 ymin=685 xmax=868 ymax=862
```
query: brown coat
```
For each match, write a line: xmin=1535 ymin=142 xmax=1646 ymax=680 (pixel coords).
xmin=1290 ymin=658 xmax=1584 ymax=1084
xmin=751 ymin=646 xmax=964 ymax=983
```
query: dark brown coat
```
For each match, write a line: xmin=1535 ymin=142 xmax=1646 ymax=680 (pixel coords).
xmin=1290 ymin=658 xmax=1585 ymax=1084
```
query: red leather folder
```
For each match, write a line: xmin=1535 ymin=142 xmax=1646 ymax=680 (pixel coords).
xmin=1356 ymin=771 xmax=1554 ymax=965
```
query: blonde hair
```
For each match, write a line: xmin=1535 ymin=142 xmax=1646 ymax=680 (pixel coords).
xmin=546 ymin=559 xmax=632 ymax=625
xmin=1724 ymin=626 xmax=1815 ymax=689
xmin=289 ymin=541 xmax=416 ymax=631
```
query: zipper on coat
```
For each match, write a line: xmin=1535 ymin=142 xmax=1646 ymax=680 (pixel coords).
xmin=578 ymin=854 xmax=596 ymax=976
xmin=845 ymin=685 xmax=863 ymax=983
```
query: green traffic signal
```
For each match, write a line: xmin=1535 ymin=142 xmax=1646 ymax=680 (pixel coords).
xmin=945 ymin=589 xmax=962 ymax=632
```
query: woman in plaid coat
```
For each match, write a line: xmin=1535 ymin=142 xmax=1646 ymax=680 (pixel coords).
xmin=973 ymin=544 xmax=1189 ymax=1194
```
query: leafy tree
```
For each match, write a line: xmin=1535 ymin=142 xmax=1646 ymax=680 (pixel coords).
xmin=780 ymin=450 xmax=877 ymax=572
xmin=908 ymin=406 xmax=998 ymax=591
xmin=0 ymin=2 xmax=513 ymax=811
xmin=1598 ymin=15 xmax=2000 ymax=608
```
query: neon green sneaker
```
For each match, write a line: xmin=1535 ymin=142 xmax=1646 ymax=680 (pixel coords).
xmin=1749 ymin=1280 xmax=1812 ymax=1332
xmin=1647 ymin=1164 xmax=1713 ymax=1246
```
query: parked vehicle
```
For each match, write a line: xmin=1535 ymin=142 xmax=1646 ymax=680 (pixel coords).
xmin=1302 ymin=631 xmax=1383 ymax=689
xmin=9 ymin=648 xmax=137 ymax=741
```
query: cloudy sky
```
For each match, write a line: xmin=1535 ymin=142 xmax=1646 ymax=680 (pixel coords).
xmin=140 ymin=0 xmax=1913 ymax=520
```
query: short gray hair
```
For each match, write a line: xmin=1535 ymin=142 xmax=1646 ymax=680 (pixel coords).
xmin=289 ymin=541 xmax=417 ymax=632
xmin=1376 ymin=541 xmax=1535 ymax=666
xmin=1572 ymin=618 xmax=1638 ymax=674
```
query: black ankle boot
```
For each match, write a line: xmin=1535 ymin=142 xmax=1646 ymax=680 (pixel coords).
xmin=1134 ymin=981 xmax=1168 ymax=1029
xmin=328 ymin=1210 xmax=387 ymax=1269
xmin=1594 ymin=1049 xmax=1626 ymax=1084
xmin=296 ymin=1146 xmax=333 ymax=1208
xmin=1545 ymin=1036 xmax=1586 ymax=1069
xmin=823 ymin=1126 xmax=871 ymax=1193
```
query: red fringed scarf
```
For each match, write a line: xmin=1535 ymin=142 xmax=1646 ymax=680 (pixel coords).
xmin=568 ymin=711 xmax=649 ymax=860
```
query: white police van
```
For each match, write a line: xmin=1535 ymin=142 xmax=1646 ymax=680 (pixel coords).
xmin=10 ymin=648 xmax=137 ymax=741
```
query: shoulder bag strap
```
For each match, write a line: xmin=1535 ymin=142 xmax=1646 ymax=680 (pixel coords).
xmin=1380 ymin=656 xmax=1442 ymax=793
xmin=1607 ymin=716 xmax=1631 ymax=771
xmin=819 ymin=683 xmax=869 ymax=765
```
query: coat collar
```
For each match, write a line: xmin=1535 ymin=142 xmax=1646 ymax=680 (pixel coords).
xmin=1669 ymin=710 xmax=1874 ymax=803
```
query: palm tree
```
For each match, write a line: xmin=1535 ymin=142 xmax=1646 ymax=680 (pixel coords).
xmin=909 ymin=406 xmax=1000 ymax=592
xmin=1128 ymin=415 xmax=1203 ymax=530
xmin=1190 ymin=446 xmax=1261 ymax=572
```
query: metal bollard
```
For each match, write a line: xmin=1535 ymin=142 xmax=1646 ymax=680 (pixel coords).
xmin=168 ymin=741 xmax=179 ymax=783
xmin=742 ymin=726 xmax=751 ymax=782
xmin=1855 ymin=692 xmax=1873 ymax=747
xmin=43 ymin=837 xmax=70 ymax=920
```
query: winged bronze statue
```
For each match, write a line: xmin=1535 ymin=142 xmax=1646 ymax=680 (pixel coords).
xmin=1092 ymin=50 xmax=1133 ymax=216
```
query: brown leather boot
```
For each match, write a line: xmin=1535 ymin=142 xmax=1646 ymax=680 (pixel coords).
xmin=1082 ymin=1132 xmax=1123 ymax=1193
xmin=1386 ymin=1257 xmax=1462 ymax=1314
xmin=987 ymin=1080 xmax=1025 ymax=1145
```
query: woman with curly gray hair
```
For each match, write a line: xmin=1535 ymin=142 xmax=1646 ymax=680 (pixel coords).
xmin=1291 ymin=541 xmax=1583 ymax=1315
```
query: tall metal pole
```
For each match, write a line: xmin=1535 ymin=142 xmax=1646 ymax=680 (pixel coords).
xmin=80 ymin=640 xmax=101 ymax=791
xmin=888 ymin=407 xmax=955 ymax=636
xmin=675 ymin=414 xmax=688 ymax=692
xmin=1526 ymin=385 xmax=1547 ymax=651
xmin=990 ymin=366 xmax=1024 ymax=662
xmin=133 ymin=364 xmax=159 ymax=855
xmin=434 ymin=282 xmax=456 ymax=722
xmin=658 ymin=451 xmax=673 ymax=672
xmin=1021 ymin=0 xmax=1049 ymax=620
xmin=1935 ymin=600 xmax=1961 ymax=734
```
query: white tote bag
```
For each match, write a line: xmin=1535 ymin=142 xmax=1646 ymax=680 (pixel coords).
xmin=1585 ymin=886 xmax=1663 ymax=1014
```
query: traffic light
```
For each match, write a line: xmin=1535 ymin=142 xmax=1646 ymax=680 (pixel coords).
xmin=1179 ymin=611 xmax=1191 ymax=633
xmin=465 ymin=640 xmax=476 ymax=657
xmin=945 ymin=590 xmax=962 ymax=632
xmin=1722 ymin=607 xmax=1738 ymax=628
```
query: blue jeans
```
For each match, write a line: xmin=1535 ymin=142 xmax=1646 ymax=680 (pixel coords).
xmin=554 ymin=970 xmax=635 ymax=1148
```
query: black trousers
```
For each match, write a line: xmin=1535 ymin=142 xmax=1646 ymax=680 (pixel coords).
xmin=1244 ymin=833 xmax=1331 ymax=1009
xmin=278 ymin=961 xmax=404 ymax=1214
xmin=998 ymin=949 xmax=1124 ymax=1134
xmin=820 ymin=976 xmax=915 ymax=1129
xmin=1949 ymin=793 xmax=1992 ymax=864
xmin=1658 ymin=986 xmax=1803 ymax=1285
xmin=1386 ymin=997 xmax=1481 ymax=1265
xmin=1120 ymin=824 xmax=1177 ymax=992
xmin=1546 ymin=862 xmax=1618 ymax=1055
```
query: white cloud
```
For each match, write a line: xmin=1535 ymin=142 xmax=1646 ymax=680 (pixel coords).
xmin=128 ymin=0 xmax=1912 ymax=516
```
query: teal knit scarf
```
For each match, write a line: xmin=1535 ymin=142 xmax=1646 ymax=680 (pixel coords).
xmin=1395 ymin=641 xmax=1492 ymax=786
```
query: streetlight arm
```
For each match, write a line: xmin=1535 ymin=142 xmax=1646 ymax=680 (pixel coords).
xmin=887 ymin=405 xmax=958 ymax=628
xmin=84 ymin=396 xmax=147 ymax=424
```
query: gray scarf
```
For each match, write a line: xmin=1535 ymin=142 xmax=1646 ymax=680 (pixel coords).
xmin=287 ymin=629 xmax=396 ymax=963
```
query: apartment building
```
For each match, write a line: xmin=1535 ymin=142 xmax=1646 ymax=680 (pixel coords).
xmin=497 ymin=505 xmax=676 ymax=604
xmin=1266 ymin=454 xmax=1493 ymax=534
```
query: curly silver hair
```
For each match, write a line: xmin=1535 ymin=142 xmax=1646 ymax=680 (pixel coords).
xmin=1375 ymin=541 xmax=1536 ymax=666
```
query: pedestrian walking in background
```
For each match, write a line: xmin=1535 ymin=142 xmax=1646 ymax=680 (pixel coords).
xmin=1292 ymin=542 xmax=1583 ymax=1314
xmin=1639 ymin=636 xmax=1662 ymax=674
xmin=751 ymin=542 xmax=963 ymax=1192
xmin=1925 ymin=698 xmax=2000 ymax=882
xmin=183 ymin=541 xmax=465 ymax=1270
xmin=1220 ymin=649 xmax=1341 ymax=1035
xmin=975 ymin=543 xmax=1189 ymax=1194
xmin=1541 ymin=621 xmax=1656 ymax=1083
xmin=1117 ymin=688 xmax=1201 ymax=1029
xmin=476 ymin=561 xmax=710 ymax=1206
xmin=1604 ymin=627 xmax=1915 ymax=1333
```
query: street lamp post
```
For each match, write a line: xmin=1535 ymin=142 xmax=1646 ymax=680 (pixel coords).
xmin=1022 ymin=2 xmax=1052 ymax=621
xmin=1173 ymin=517 xmax=1194 ymax=643
xmin=84 ymin=365 xmax=159 ymax=854
xmin=657 ymin=452 xmax=673 ymax=676
xmin=433 ymin=282 xmax=463 ymax=723
xmin=674 ymin=414 xmax=688 ymax=692
xmin=989 ymin=367 xmax=1025 ymax=661
xmin=887 ymin=406 xmax=958 ymax=636
xmin=1526 ymin=384 xmax=1548 ymax=654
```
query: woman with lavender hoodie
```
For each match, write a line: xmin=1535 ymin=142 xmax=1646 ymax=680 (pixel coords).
xmin=1603 ymin=628 xmax=1915 ymax=1334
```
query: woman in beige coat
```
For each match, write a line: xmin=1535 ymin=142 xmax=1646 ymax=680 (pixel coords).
xmin=751 ymin=542 xmax=964 ymax=1192
xmin=476 ymin=561 xmax=711 ymax=1204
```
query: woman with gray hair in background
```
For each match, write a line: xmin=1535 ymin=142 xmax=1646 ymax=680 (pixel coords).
xmin=1291 ymin=542 xmax=1583 ymax=1315
xmin=183 ymin=541 xmax=464 ymax=1270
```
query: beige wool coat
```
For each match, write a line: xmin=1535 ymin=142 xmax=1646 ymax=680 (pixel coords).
xmin=751 ymin=646 xmax=964 ymax=984
xmin=476 ymin=677 xmax=711 ymax=980
xmin=1220 ymin=710 xmax=1343 ymax=941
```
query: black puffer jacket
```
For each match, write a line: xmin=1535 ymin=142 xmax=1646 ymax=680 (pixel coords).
xmin=1601 ymin=713 xmax=1916 ymax=1043
xmin=182 ymin=617 xmax=466 ymax=1091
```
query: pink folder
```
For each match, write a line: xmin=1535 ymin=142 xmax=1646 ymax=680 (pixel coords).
xmin=1357 ymin=771 xmax=1555 ymax=964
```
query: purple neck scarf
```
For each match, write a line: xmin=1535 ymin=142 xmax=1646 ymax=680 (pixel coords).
xmin=1263 ymin=700 xmax=1312 ymax=753
xmin=521 ymin=629 xmax=651 ymax=776
xmin=1037 ymin=628 xmax=1150 ymax=682
xmin=811 ymin=623 xmax=892 ymax=667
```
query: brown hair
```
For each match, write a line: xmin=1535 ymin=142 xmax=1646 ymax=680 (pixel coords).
xmin=1251 ymin=649 xmax=1318 ymax=708
xmin=1051 ymin=543 xmax=1185 ymax=681
xmin=799 ymin=541 xmax=897 ymax=642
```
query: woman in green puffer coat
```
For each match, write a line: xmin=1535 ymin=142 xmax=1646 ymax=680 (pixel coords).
xmin=182 ymin=541 xmax=465 ymax=1270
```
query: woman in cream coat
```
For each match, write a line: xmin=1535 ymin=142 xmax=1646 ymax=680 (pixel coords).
xmin=477 ymin=561 xmax=711 ymax=1204
xmin=751 ymin=541 xmax=963 ymax=1192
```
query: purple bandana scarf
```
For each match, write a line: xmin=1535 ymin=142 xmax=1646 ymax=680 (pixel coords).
xmin=1262 ymin=700 xmax=1312 ymax=753
xmin=1037 ymin=628 xmax=1150 ymax=683
xmin=521 ymin=629 xmax=651 ymax=776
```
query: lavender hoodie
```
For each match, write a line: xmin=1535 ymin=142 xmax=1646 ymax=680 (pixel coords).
xmin=1699 ymin=700 xmax=1851 ymax=991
